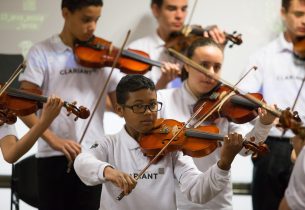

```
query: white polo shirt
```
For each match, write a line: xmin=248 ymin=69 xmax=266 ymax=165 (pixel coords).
xmin=238 ymin=33 xmax=305 ymax=138
xmin=128 ymin=31 xmax=181 ymax=88
xmin=157 ymin=82 xmax=272 ymax=210
xmin=74 ymin=127 xmax=231 ymax=210
xmin=0 ymin=124 xmax=17 ymax=140
xmin=19 ymin=34 xmax=123 ymax=157
xmin=285 ymin=146 xmax=305 ymax=210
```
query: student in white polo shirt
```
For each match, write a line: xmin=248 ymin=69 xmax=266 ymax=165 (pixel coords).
xmin=127 ymin=0 xmax=227 ymax=89
xmin=0 ymin=96 xmax=62 ymax=163
xmin=157 ymin=37 xmax=275 ymax=210
xmin=74 ymin=74 xmax=246 ymax=210
xmin=237 ymin=1 xmax=305 ymax=209
xmin=279 ymin=135 xmax=305 ymax=210
xmin=18 ymin=0 xmax=123 ymax=209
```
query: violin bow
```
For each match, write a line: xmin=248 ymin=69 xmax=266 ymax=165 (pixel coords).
xmin=279 ymin=75 xmax=305 ymax=138
xmin=185 ymin=0 xmax=198 ymax=29
xmin=66 ymin=31 xmax=132 ymax=173
xmin=0 ymin=60 xmax=26 ymax=97
xmin=292 ymin=76 xmax=305 ymax=111
xmin=168 ymin=48 xmax=282 ymax=116
xmin=169 ymin=48 xmax=305 ymax=139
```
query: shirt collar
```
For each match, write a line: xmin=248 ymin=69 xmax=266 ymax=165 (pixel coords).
xmin=182 ymin=80 xmax=198 ymax=105
xmin=152 ymin=30 xmax=165 ymax=48
xmin=121 ymin=126 xmax=141 ymax=150
xmin=276 ymin=33 xmax=293 ymax=53
xmin=52 ymin=34 xmax=72 ymax=53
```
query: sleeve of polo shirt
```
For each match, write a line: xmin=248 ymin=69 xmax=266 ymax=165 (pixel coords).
xmin=285 ymin=147 xmax=305 ymax=210
xmin=173 ymin=152 xmax=230 ymax=204
xmin=19 ymin=44 xmax=46 ymax=87
xmin=229 ymin=118 xmax=272 ymax=156
xmin=74 ymin=138 xmax=113 ymax=186
xmin=0 ymin=124 xmax=17 ymax=140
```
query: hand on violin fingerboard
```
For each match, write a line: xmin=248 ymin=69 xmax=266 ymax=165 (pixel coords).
xmin=217 ymin=132 xmax=244 ymax=170
xmin=156 ymin=62 xmax=181 ymax=89
xmin=258 ymin=105 xmax=277 ymax=125
xmin=203 ymin=25 xmax=227 ymax=46
xmin=104 ymin=166 xmax=137 ymax=196
xmin=39 ymin=95 xmax=63 ymax=126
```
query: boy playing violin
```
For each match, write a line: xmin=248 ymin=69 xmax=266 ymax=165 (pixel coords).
xmin=74 ymin=74 xmax=245 ymax=210
xmin=0 ymin=96 xmax=62 ymax=163
xmin=18 ymin=0 xmax=122 ymax=209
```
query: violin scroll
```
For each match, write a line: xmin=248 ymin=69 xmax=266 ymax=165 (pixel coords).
xmin=0 ymin=108 xmax=17 ymax=126
xmin=65 ymin=101 xmax=90 ymax=121
xmin=165 ymin=25 xmax=243 ymax=53
xmin=242 ymin=137 xmax=269 ymax=158
xmin=277 ymin=108 xmax=305 ymax=139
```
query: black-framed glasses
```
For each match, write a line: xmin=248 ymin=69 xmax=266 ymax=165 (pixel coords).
xmin=123 ymin=101 xmax=163 ymax=113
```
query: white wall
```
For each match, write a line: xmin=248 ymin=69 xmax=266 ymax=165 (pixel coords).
xmin=0 ymin=0 xmax=283 ymax=209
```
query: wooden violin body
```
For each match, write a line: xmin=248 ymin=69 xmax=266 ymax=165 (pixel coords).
xmin=165 ymin=25 xmax=243 ymax=53
xmin=193 ymin=85 xmax=263 ymax=124
xmin=139 ymin=119 xmax=219 ymax=158
xmin=74 ymin=36 xmax=162 ymax=74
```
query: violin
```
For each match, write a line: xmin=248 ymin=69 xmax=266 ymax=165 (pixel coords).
xmin=74 ymin=36 xmax=162 ymax=74
xmin=139 ymin=118 xmax=268 ymax=159
xmin=193 ymin=85 xmax=264 ymax=124
xmin=0 ymin=86 xmax=90 ymax=125
xmin=165 ymin=25 xmax=243 ymax=53
xmin=169 ymin=48 xmax=305 ymax=139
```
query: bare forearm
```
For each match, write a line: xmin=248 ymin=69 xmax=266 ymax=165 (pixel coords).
xmin=19 ymin=114 xmax=57 ymax=147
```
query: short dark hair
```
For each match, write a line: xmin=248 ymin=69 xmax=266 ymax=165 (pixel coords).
xmin=282 ymin=0 xmax=305 ymax=11
xmin=116 ymin=74 xmax=156 ymax=105
xmin=181 ymin=37 xmax=223 ymax=80
xmin=151 ymin=0 xmax=163 ymax=7
xmin=62 ymin=0 xmax=103 ymax=12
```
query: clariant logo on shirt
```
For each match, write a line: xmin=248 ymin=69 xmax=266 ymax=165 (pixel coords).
xmin=60 ymin=68 xmax=98 ymax=75
xmin=130 ymin=168 xmax=164 ymax=179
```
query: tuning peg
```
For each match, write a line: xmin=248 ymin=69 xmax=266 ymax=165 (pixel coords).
xmin=66 ymin=101 xmax=77 ymax=117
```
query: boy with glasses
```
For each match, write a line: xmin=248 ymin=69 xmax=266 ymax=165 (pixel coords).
xmin=74 ymin=74 xmax=245 ymax=210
